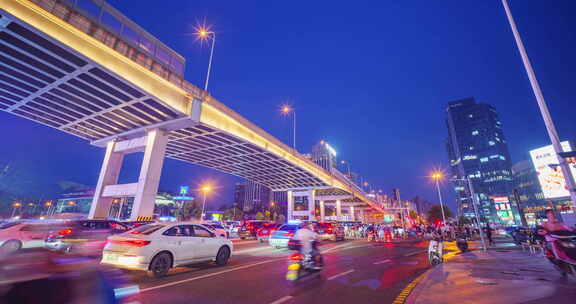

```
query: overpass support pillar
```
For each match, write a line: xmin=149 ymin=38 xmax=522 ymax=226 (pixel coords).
xmin=287 ymin=191 xmax=293 ymax=220
xmin=359 ymin=209 xmax=365 ymax=223
xmin=319 ymin=200 xmax=325 ymax=222
xmin=336 ymin=200 xmax=342 ymax=221
xmin=350 ymin=206 xmax=355 ymax=221
xmin=89 ymin=140 xmax=124 ymax=219
xmin=130 ymin=129 xmax=168 ymax=221
xmin=287 ymin=189 xmax=316 ymax=221
xmin=88 ymin=129 xmax=167 ymax=220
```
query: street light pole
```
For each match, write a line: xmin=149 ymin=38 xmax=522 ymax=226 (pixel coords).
xmin=502 ymin=0 xmax=576 ymax=207
xmin=204 ymin=32 xmax=216 ymax=91
xmin=292 ymin=110 xmax=296 ymax=151
xmin=201 ymin=192 xmax=207 ymax=221
xmin=434 ymin=179 xmax=447 ymax=225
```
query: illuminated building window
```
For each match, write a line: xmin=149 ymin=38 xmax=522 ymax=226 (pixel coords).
xmin=469 ymin=146 xmax=475 ymax=150
xmin=480 ymin=157 xmax=489 ymax=163
xmin=472 ymin=130 xmax=479 ymax=136
xmin=488 ymin=140 xmax=496 ymax=146
xmin=463 ymin=155 xmax=477 ymax=160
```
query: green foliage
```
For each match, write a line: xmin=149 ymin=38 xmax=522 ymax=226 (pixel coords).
xmin=427 ymin=204 xmax=453 ymax=223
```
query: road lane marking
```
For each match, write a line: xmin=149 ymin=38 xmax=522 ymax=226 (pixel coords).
xmin=404 ymin=250 xmax=425 ymax=257
xmin=321 ymin=243 xmax=353 ymax=254
xmin=373 ymin=259 xmax=391 ymax=265
xmin=269 ymin=295 xmax=293 ymax=304
xmin=140 ymin=258 xmax=282 ymax=292
xmin=327 ymin=269 xmax=355 ymax=280
xmin=234 ymin=247 xmax=275 ymax=254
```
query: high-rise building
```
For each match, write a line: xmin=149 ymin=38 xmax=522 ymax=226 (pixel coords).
xmin=234 ymin=180 xmax=270 ymax=214
xmin=233 ymin=183 xmax=246 ymax=211
xmin=311 ymin=141 xmax=337 ymax=172
xmin=512 ymin=159 xmax=545 ymax=225
xmin=446 ymin=97 xmax=514 ymax=224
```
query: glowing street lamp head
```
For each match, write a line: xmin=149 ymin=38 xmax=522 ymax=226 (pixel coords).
xmin=12 ymin=202 xmax=21 ymax=208
xmin=201 ymin=185 xmax=212 ymax=193
xmin=281 ymin=105 xmax=292 ymax=115
xmin=194 ymin=25 xmax=214 ymax=42
xmin=431 ymin=171 xmax=444 ymax=181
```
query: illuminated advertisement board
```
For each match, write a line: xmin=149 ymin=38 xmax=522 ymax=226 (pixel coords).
xmin=529 ymin=141 xmax=576 ymax=199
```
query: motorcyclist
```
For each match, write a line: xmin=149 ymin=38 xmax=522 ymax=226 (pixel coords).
xmin=539 ymin=209 xmax=573 ymax=235
xmin=293 ymin=222 xmax=320 ymax=268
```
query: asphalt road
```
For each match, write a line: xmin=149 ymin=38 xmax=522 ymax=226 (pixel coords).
xmin=124 ymin=239 xmax=431 ymax=304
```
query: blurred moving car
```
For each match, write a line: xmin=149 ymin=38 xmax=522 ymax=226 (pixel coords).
xmin=0 ymin=221 xmax=55 ymax=255
xmin=269 ymin=224 xmax=302 ymax=248
xmin=202 ymin=223 xmax=229 ymax=238
xmin=0 ymin=248 xmax=140 ymax=303
xmin=238 ymin=220 xmax=269 ymax=240
xmin=45 ymin=219 xmax=130 ymax=254
xmin=225 ymin=221 xmax=241 ymax=238
xmin=256 ymin=223 xmax=281 ymax=243
xmin=102 ymin=222 xmax=233 ymax=278
xmin=315 ymin=222 xmax=345 ymax=242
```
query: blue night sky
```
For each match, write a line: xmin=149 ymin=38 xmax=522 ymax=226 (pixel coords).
xmin=1 ymin=1 xmax=575 ymax=211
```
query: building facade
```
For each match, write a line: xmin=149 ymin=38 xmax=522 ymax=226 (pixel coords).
xmin=512 ymin=159 xmax=545 ymax=225
xmin=235 ymin=180 xmax=271 ymax=214
xmin=446 ymin=98 xmax=515 ymax=224
xmin=311 ymin=141 xmax=337 ymax=173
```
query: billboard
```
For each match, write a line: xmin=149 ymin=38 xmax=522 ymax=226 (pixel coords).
xmin=530 ymin=141 xmax=576 ymax=199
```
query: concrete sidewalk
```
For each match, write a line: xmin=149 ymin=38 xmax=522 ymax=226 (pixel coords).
xmin=406 ymin=239 xmax=576 ymax=304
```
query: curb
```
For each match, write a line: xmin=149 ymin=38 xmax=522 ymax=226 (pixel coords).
xmin=392 ymin=268 xmax=435 ymax=304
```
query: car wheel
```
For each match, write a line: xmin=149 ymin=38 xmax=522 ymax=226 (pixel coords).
xmin=147 ymin=252 xmax=172 ymax=278
xmin=215 ymin=246 xmax=231 ymax=266
xmin=1 ymin=240 xmax=21 ymax=255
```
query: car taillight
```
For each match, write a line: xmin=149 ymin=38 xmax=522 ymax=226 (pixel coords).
xmin=58 ymin=228 xmax=73 ymax=236
xmin=286 ymin=232 xmax=294 ymax=237
xmin=110 ymin=240 xmax=151 ymax=247
xmin=327 ymin=227 xmax=333 ymax=233
xmin=130 ymin=230 xmax=141 ymax=235
xmin=290 ymin=253 xmax=303 ymax=261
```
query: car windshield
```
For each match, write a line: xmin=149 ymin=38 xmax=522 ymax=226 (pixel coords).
xmin=130 ymin=224 xmax=165 ymax=235
xmin=211 ymin=224 xmax=224 ymax=229
xmin=0 ymin=222 xmax=20 ymax=229
xmin=279 ymin=225 xmax=298 ymax=231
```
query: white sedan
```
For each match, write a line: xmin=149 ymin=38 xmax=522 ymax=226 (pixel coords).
xmin=101 ymin=222 xmax=233 ymax=278
xmin=0 ymin=221 xmax=53 ymax=254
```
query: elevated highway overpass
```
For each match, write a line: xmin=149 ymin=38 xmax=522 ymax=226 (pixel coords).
xmin=0 ymin=0 xmax=384 ymax=221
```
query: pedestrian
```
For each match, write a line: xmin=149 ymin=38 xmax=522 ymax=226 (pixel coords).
xmin=485 ymin=223 xmax=494 ymax=246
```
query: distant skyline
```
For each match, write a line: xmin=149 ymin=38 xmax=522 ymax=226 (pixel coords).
xmin=1 ymin=1 xmax=576 ymax=211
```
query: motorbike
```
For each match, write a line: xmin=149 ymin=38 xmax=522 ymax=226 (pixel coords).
xmin=542 ymin=230 xmax=576 ymax=277
xmin=286 ymin=239 xmax=323 ymax=283
xmin=428 ymin=235 xmax=443 ymax=266
xmin=456 ymin=232 xmax=469 ymax=252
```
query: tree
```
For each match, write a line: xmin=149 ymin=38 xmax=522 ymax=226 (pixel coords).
xmin=427 ymin=204 xmax=453 ymax=224
xmin=255 ymin=212 xmax=265 ymax=220
xmin=458 ymin=215 xmax=472 ymax=226
xmin=276 ymin=214 xmax=286 ymax=224
xmin=409 ymin=210 xmax=418 ymax=220
xmin=223 ymin=207 xmax=244 ymax=221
